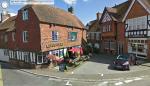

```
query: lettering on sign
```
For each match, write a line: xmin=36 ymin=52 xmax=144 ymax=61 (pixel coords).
xmin=46 ymin=43 xmax=63 ymax=48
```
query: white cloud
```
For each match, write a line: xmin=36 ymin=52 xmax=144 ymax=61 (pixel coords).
xmin=63 ymin=0 xmax=77 ymax=5
xmin=63 ymin=0 xmax=88 ymax=5
xmin=9 ymin=13 xmax=17 ymax=16
xmin=83 ymin=0 xmax=88 ymax=2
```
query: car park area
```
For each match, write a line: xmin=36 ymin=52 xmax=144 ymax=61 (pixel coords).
xmin=72 ymin=54 xmax=150 ymax=75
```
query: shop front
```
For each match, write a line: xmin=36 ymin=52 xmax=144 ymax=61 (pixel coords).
xmin=128 ymin=38 xmax=147 ymax=58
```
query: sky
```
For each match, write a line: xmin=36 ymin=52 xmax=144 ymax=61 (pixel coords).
xmin=0 ymin=0 xmax=127 ymax=25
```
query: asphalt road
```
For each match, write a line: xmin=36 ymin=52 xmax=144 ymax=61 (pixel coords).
xmin=1 ymin=62 xmax=150 ymax=86
xmin=0 ymin=62 xmax=97 ymax=86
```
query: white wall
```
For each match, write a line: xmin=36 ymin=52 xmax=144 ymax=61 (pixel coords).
xmin=0 ymin=49 xmax=9 ymax=62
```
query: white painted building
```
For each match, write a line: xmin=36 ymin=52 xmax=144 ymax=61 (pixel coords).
xmin=123 ymin=0 xmax=150 ymax=58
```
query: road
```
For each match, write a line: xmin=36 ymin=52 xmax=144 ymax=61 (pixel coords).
xmin=1 ymin=62 xmax=150 ymax=86
xmin=0 ymin=62 xmax=97 ymax=86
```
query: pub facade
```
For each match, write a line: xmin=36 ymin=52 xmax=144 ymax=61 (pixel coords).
xmin=0 ymin=5 xmax=86 ymax=68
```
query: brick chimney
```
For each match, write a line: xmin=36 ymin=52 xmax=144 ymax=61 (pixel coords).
xmin=96 ymin=12 xmax=101 ymax=20
xmin=68 ymin=6 xmax=74 ymax=14
xmin=0 ymin=10 xmax=10 ymax=22
xmin=128 ymin=0 xmax=132 ymax=1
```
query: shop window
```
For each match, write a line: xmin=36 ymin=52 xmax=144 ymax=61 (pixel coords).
xmin=4 ymin=49 xmax=9 ymax=56
xmin=37 ymin=55 xmax=42 ymax=64
xmin=141 ymin=40 xmax=144 ymax=43
xmin=59 ymin=50 xmax=64 ymax=58
xmin=30 ymin=53 xmax=36 ymax=63
xmin=138 ymin=45 xmax=144 ymax=53
xmin=131 ymin=44 xmax=136 ymax=52
xmin=145 ymin=40 xmax=147 ymax=43
xmin=37 ymin=52 xmax=47 ymax=64
xmin=68 ymin=32 xmax=77 ymax=41
xmin=24 ymin=52 xmax=30 ymax=62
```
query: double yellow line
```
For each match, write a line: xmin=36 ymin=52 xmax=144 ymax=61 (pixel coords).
xmin=0 ymin=65 xmax=3 ymax=86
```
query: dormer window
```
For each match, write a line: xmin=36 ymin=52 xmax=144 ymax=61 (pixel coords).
xmin=22 ymin=9 xmax=28 ymax=20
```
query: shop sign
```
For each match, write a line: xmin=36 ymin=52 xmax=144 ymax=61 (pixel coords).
xmin=46 ymin=43 xmax=63 ymax=48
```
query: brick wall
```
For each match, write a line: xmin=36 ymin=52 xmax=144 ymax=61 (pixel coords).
xmin=40 ymin=24 xmax=83 ymax=52
xmin=16 ymin=7 xmax=41 ymax=52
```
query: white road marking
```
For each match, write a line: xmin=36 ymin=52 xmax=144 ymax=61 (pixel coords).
xmin=124 ymin=80 xmax=133 ymax=83
xmin=134 ymin=77 xmax=143 ymax=81
xmin=48 ymin=78 xmax=61 ymax=81
xmin=98 ymin=81 xmax=108 ymax=86
xmin=66 ymin=81 xmax=72 ymax=86
xmin=115 ymin=82 xmax=123 ymax=86
xmin=16 ymin=70 xmax=34 ymax=76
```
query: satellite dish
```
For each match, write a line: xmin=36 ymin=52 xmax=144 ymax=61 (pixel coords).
xmin=1 ymin=1 xmax=9 ymax=9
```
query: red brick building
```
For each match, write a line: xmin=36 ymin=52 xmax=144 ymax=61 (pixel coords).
xmin=87 ymin=12 xmax=101 ymax=50
xmin=0 ymin=16 xmax=16 ymax=62
xmin=0 ymin=5 xmax=86 ymax=68
xmin=100 ymin=0 xmax=132 ymax=55
xmin=123 ymin=0 xmax=150 ymax=59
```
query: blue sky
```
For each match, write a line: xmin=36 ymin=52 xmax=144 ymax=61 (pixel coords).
xmin=0 ymin=0 xmax=127 ymax=24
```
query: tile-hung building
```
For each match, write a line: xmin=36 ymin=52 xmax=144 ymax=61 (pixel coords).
xmin=0 ymin=5 xmax=86 ymax=68
xmin=87 ymin=12 xmax=101 ymax=50
xmin=0 ymin=16 xmax=16 ymax=62
xmin=100 ymin=0 xmax=132 ymax=55
xmin=123 ymin=0 xmax=150 ymax=59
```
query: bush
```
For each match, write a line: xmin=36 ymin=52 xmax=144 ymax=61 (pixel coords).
xmin=93 ymin=47 xmax=99 ymax=54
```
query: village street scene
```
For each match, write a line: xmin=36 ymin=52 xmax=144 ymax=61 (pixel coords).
xmin=0 ymin=0 xmax=150 ymax=86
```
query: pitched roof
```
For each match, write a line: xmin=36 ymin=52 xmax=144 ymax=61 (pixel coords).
xmin=122 ymin=0 xmax=150 ymax=21
xmin=104 ymin=1 xmax=132 ymax=22
xmin=138 ymin=0 xmax=150 ymax=13
xmin=88 ymin=13 xmax=102 ymax=32
xmin=0 ymin=16 xmax=16 ymax=32
xmin=20 ymin=5 xmax=84 ymax=29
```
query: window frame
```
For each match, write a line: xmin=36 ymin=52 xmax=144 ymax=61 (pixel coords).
xmin=22 ymin=9 xmax=29 ymax=21
xmin=12 ymin=32 xmax=15 ymax=42
xmin=68 ymin=32 xmax=78 ymax=41
xmin=51 ymin=31 xmax=59 ymax=42
xmin=23 ymin=31 xmax=29 ymax=43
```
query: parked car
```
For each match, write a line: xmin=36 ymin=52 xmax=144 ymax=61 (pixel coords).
xmin=113 ymin=55 xmax=130 ymax=70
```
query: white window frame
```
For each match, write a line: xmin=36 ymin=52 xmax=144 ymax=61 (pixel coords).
xmin=22 ymin=10 xmax=29 ymax=20
xmin=30 ymin=52 xmax=35 ymax=63
xmin=52 ymin=31 xmax=59 ymax=41
xmin=23 ymin=31 xmax=29 ymax=43
xmin=12 ymin=32 xmax=15 ymax=42
xmin=24 ymin=52 xmax=30 ymax=63
xmin=37 ymin=52 xmax=47 ymax=64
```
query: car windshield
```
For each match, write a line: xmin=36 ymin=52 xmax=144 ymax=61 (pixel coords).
xmin=117 ymin=55 xmax=128 ymax=60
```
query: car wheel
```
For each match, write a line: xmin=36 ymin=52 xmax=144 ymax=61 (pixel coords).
xmin=126 ymin=66 xmax=130 ymax=71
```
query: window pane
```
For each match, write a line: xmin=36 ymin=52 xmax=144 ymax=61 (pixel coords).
xmin=37 ymin=56 xmax=42 ymax=64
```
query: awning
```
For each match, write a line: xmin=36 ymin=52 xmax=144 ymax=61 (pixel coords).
xmin=69 ymin=47 xmax=83 ymax=55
